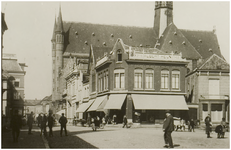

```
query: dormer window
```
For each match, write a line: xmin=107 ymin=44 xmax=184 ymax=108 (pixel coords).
xmin=117 ymin=50 xmax=122 ymax=62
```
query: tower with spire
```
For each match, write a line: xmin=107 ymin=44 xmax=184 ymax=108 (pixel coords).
xmin=153 ymin=1 xmax=173 ymax=38
xmin=51 ymin=6 xmax=64 ymax=101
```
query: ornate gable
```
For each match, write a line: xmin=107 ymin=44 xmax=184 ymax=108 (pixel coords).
xmin=199 ymin=54 xmax=229 ymax=70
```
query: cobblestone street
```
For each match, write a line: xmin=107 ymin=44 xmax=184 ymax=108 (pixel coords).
xmin=47 ymin=125 xmax=229 ymax=149
xmin=2 ymin=124 xmax=229 ymax=149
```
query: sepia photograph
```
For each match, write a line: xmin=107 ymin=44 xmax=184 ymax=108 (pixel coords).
xmin=1 ymin=1 xmax=230 ymax=149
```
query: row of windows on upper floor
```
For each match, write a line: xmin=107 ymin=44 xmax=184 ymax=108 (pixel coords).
xmin=96 ymin=69 xmax=181 ymax=92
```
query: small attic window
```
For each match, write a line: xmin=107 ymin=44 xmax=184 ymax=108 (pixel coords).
xmin=111 ymin=34 xmax=114 ymax=37
xmin=182 ymin=41 xmax=186 ymax=45
xmin=103 ymin=42 xmax=106 ymax=46
xmin=75 ymin=31 xmax=78 ymax=35
xmin=92 ymin=32 xmax=95 ymax=36
xmin=174 ymin=32 xmax=177 ymax=35
xmin=199 ymin=39 xmax=202 ymax=43
xmin=85 ymin=41 xmax=88 ymax=45
xmin=129 ymin=35 xmax=132 ymax=38
xmin=117 ymin=50 xmax=122 ymax=62
xmin=169 ymin=41 xmax=172 ymax=44
xmin=140 ymin=44 xmax=143 ymax=47
xmin=209 ymin=48 xmax=212 ymax=52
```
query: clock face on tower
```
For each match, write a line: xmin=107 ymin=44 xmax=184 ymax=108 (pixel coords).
xmin=165 ymin=9 xmax=172 ymax=16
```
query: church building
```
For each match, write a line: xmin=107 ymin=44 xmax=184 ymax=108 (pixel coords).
xmin=50 ymin=1 xmax=229 ymax=124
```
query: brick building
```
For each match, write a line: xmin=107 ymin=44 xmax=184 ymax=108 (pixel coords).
xmin=50 ymin=2 xmax=229 ymax=124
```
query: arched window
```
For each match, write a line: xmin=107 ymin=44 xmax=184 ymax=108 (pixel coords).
xmin=172 ymin=70 xmax=180 ymax=90
xmin=117 ymin=50 xmax=122 ymax=62
xmin=114 ymin=69 xmax=125 ymax=89
xmin=145 ymin=69 xmax=154 ymax=89
xmin=161 ymin=69 xmax=169 ymax=90
xmin=134 ymin=69 xmax=143 ymax=89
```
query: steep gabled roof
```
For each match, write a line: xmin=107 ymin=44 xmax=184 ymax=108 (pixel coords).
xmin=2 ymin=59 xmax=23 ymax=72
xmin=92 ymin=46 xmax=112 ymax=64
xmin=180 ymin=29 xmax=221 ymax=59
xmin=62 ymin=22 xmax=157 ymax=54
xmin=198 ymin=53 xmax=229 ymax=70
xmin=157 ymin=23 xmax=202 ymax=60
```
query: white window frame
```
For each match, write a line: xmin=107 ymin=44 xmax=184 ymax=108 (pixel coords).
xmin=145 ymin=69 xmax=154 ymax=90
xmin=134 ymin=69 xmax=143 ymax=89
xmin=161 ymin=70 xmax=169 ymax=90
xmin=114 ymin=69 xmax=125 ymax=89
xmin=172 ymin=70 xmax=180 ymax=90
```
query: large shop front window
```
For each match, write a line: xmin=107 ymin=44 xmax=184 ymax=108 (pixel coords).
xmin=145 ymin=69 xmax=154 ymax=89
xmin=161 ymin=70 xmax=169 ymax=90
xmin=114 ymin=69 xmax=125 ymax=89
xmin=134 ymin=69 xmax=143 ymax=89
xmin=172 ymin=70 xmax=180 ymax=90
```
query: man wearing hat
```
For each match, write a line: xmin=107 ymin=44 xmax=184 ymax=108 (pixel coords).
xmin=163 ymin=110 xmax=174 ymax=148
xmin=59 ymin=113 xmax=68 ymax=137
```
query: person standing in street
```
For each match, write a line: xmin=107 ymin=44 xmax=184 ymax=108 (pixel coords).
xmin=190 ymin=119 xmax=195 ymax=132
xmin=40 ymin=113 xmax=48 ymax=136
xmin=204 ymin=114 xmax=212 ymax=138
xmin=48 ymin=112 xmax=54 ymax=137
xmin=10 ymin=110 xmax=22 ymax=142
xmin=219 ymin=117 xmax=226 ymax=138
xmin=37 ymin=114 xmax=42 ymax=127
xmin=163 ymin=110 xmax=174 ymax=148
xmin=27 ymin=111 xmax=34 ymax=134
xmin=122 ymin=115 xmax=128 ymax=128
xmin=59 ymin=113 xmax=68 ymax=137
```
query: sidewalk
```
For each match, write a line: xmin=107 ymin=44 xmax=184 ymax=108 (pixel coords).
xmin=2 ymin=124 xmax=46 ymax=148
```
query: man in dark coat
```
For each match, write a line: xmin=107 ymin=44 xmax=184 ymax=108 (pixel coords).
xmin=47 ymin=112 xmax=54 ymax=137
xmin=10 ymin=110 xmax=22 ymax=142
xmin=59 ymin=113 xmax=68 ymax=136
xmin=122 ymin=115 xmax=128 ymax=128
xmin=204 ymin=114 xmax=212 ymax=138
xmin=163 ymin=110 xmax=174 ymax=148
xmin=37 ymin=114 xmax=42 ymax=127
xmin=27 ymin=112 xmax=34 ymax=134
xmin=40 ymin=114 xmax=48 ymax=136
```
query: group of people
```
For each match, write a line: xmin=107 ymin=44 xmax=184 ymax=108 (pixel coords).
xmin=10 ymin=110 xmax=69 ymax=143
xmin=162 ymin=111 xmax=228 ymax=149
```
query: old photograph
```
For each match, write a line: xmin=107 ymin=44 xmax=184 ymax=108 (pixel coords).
xmin=1 ymin=1 xmax=230 ymax=149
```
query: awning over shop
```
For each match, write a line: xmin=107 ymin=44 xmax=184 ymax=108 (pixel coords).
xmin=132 ymin=94 xmax=188 ymax=110
xmin=76 ymin=100 xmax=94 ymax=113
xmin=88 ymin=96 xmax=107 ymax=112
xmin=97 ymin=96 xmax=108 ymax=112
xmin=104 ymin=94 xmax=127 ymax=109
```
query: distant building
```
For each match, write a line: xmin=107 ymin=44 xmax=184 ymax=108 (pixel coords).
xmin=2 ymin=53 xmax=27 ymax=118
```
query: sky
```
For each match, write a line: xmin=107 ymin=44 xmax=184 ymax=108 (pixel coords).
xmin=1 ymin=1 xmax=230 ymax=100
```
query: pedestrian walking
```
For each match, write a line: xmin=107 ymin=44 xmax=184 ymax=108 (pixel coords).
xmin=112 ymin=114 xmax=117 ymax=125
xmin=187 ymin=120 xmax=191 ymax=132
xmin=27 ymin=111 xmax=34 ymax=134
xmin=48 ymin=112 xmax=54 ymax=137
xmin=40 ymin=113 xmax=48 ymax=136
xmin=122 ymin=115 xmax=128 ymax=128
xmin=10 ymin=110 xmax=22 ymax=143
xmin=59 ymin=113 xmax=68 ymax=136
xmin=190 ymin=119 xmax=195 ymax=132
xmin=204 ymin=114 xmax=212 ymax=138
xmin=163 ymin=110 xmax=174 ymax=148
xmin=37 ymin=114 xmax=42 ymax=127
